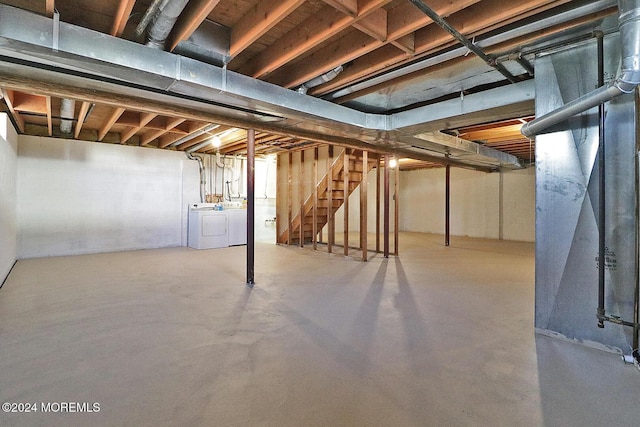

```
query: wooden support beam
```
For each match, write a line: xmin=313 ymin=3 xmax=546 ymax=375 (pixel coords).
xmin=45 ymin=0 xmax=54 ymax=18
xmin=229 ymin=0 xmax=305 ymax=58
xmin=121 ymin=112 xmax=157 ymax=144
xmin=141 ymin=117 xmax=186 ymax=146
xmin=322 ymin=0 xmax=358 ymax=16
xmin=236 ymin=0 xmax=391 ymax=78
xmin=98 ymin=107 xmax=125 ymax=141
xmin=313 ymin=147 xmax=318 ymax=250
xmin=299 ymin=149 xmax=305 ymax=247
xmin=288 ymin=152 xmax=293 ymax=245
xmin=168 ymin=0 xmax=222 ymax=51
xmin=74 ymin=101 xmax=91 ymax=139
xmin=361 ymin=150 xmax=368 ymax=261
xmin=394 ymin=156 xmax=399 ymax=256
xmin=269 ymin=30 xmax=382 ymax=88
xmin=328 ymin=145 xmax=334 ymax=254
xmin=343 ymin=149 xmax=349 ymax=257
xmin=1 ymin=90 xmax=25 ymax=133
xmin=390 ymin=33 xmax=415 ymax=54
xmin=352 ymin=8 xmax=387 ymax=42
xmin=45 ymin=96 xmax=52 ymax=136
xmin=376 ymin=156 xmax=381 ymax=252
xmin=111 ymin=0 xmax=136 ymax=37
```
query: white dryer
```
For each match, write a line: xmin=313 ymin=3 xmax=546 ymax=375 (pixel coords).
xmin=188 ymin=204 xmax=228 ymax=249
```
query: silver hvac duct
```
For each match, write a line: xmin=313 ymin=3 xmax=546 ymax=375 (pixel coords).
xmin=297 ymin=66 xmax=344 ymax=94
xmin=522 ymin=0 xmax=640 ymax=137
xmin=59 ymin=98 xmax=75 ymax=134
xmin=145 ymin=0 xmax=189 ymax=50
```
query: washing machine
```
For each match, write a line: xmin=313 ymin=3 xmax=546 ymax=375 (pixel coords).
xmin=188 ymin=203 xmax=228 ymax=249
xmin=226 ymin=208 xmax=247 ymax=246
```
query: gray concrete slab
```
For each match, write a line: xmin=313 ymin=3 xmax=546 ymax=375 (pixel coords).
xmin=0 ymin=233 xmax=639 ymax=426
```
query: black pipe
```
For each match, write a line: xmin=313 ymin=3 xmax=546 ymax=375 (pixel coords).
xmin=596 ymin=31 xmax=606 ymax=328
xmin=445 ymin=165 xmax=450 ymax=247
xmin=408 ymin=0 xmax=519 ymax=84
xmin=246 ymin=129 xmax=255 ymax=287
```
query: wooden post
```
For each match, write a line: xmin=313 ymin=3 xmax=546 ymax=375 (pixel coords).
xmin=246 ymin=129 xmax=255 ymax=287
xmin=313 ymin=147 xmax=318 ymax=250
xmin=394 ymin=156 xmax=399 ymax=256
xmin=361 ymin=150 xmax=368 ymax=261
xmin=376 ymin=155 xmax=381 ymax=253
xmin=328 ymin=146 xmax=334 ymax=254
xmin=299 ymin=150 xmax=305 ymax=247
xmin=343 ymin=149 xmax=350 ymax=257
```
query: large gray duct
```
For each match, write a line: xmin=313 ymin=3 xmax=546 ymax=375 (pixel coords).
xmin=522 ymin=0 xmax=640 ymax=137
xmin=146 ymin=0 xmax=189 ymax=50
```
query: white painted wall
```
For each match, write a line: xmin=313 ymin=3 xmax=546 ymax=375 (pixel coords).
xmin=0 ymin=113 xmax=18 ymax=283
xmin=400 ymin=167 xmax=535 ymax=242
xmin=17 ymin=136 xmax=200 ymax=258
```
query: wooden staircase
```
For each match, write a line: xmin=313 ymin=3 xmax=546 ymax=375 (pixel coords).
xmin=278 ymin=149 xmax=377 ymax=246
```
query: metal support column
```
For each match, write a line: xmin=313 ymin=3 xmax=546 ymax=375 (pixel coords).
xmin=246 ymin=129 xmax=255 ymax=287
xmin=383 ymin=154 xmax=390 ymax=258
xmin=376 ymin=156 xmax=381 ymax=252
xmin=393 ymin=157 xmax=399 ymax=256
xmin=445 ymin=165 xmax=451 ymax=247
xmin=597 ymin=32 xmax=606 ymax=327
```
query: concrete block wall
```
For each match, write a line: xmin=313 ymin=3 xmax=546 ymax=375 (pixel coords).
xmin=0 ymin=113 xmax=18 ymax=283
xmin=17 ymin=136 xmax=200 ymax=258
xmin=400 ymin=167 xmax=535 ymax=242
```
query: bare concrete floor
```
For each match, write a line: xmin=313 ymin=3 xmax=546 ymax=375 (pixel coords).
xmin=1 ymin=232 xmax=639 ymax=426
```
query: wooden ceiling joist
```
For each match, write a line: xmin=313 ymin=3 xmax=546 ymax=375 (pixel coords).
xmin=45 ymin=0 xmax=54 ymax=18
xmin=236 ymin=0 xmax=391 ymax=78
xmin=120 ymin=112 xmax=157 ymax=144
xmin=168 ymin=0 xmax=223 ymax=52
xmin=74 ymin=101 xmax=91 ymax=139
xmin=98 ymin=107 xmax=125 ymax=141
xmin=322 ymin=0 xmax=358 ymax=17
xmin=110 ymin=0 xmax=136 ymax=37
xmin=1 ymin=89 xmax=26 ymax=133
xmin=229 ymin=0 xmax=306 ymax=58
xmin=140 ymin=117 xmax=186 ymax=146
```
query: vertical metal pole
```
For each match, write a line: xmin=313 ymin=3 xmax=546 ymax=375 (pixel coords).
xmin=328 ymin=145 xmax=334 ymax=253
xmin=445 ymin=165 xmax=451 ymax=247
xmin=313 ymin=147 xmax=318 ymax=250
xmin=344 ymin=149 xmax=350 ymax=256
xmin=634 ymin=92 xmax=640 ymax=357
xmin=361 ymin=150 xmax=368 ymax=261
xmin=394 ymin=156 xmax=399 ymax=256
xmin=276 ymin=154 xmax=280 ymax=243
xmin=299 ymin=150 xmax=305 ymax=247
xmin=246 ymin=129 xmax=255 ymax=287
xmin=597 ymin=31 xmax=606 ymax=328
xmin=287 ymin=152 xmax=293 ymax=245
xmin=383 ymin=155 xmax=390 ymax=258
xmin=376 ymin=156 xmax=381 ymax=253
